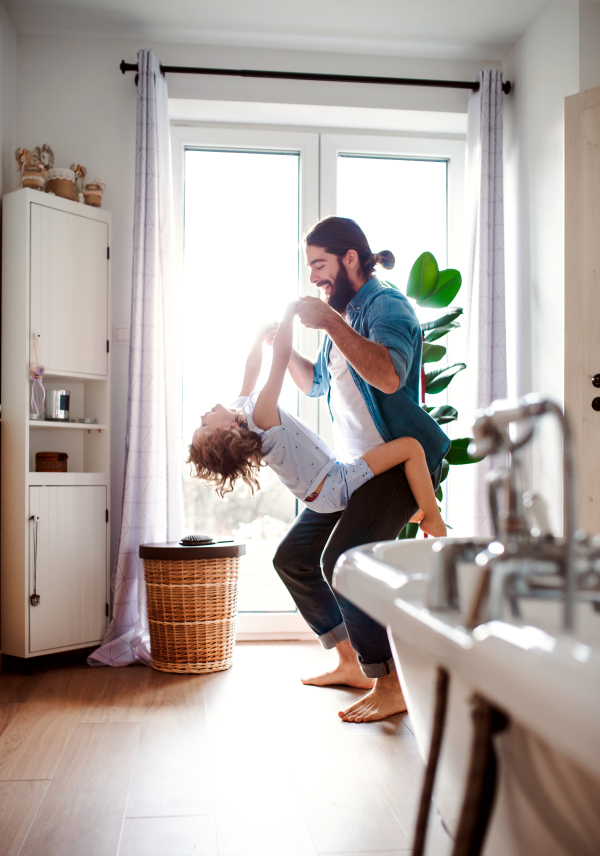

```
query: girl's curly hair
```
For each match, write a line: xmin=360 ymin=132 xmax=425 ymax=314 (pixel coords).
xmin=187 ymin=421 xmax=264 ymax=498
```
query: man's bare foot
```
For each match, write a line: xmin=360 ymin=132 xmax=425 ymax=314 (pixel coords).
xmin=301 ymin=638 xmax=374 ymax=689
xmin=419 ymin=513 xmax=447 ymax=538
xmin=338 ymin=670 xmax=407 ymax=722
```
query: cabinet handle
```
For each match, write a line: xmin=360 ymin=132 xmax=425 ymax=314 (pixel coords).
xmin=29 ymin=515 xmax=40 ymax=606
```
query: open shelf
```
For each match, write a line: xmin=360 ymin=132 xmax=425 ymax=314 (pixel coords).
xmin=29 ymin=421 xmax=107 ymax=431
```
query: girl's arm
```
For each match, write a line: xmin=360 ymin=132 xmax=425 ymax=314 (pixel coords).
xmin=253 ymin=301 xmax=298 ymax=430
xmin=239 ymin=325 xmax=269 ymax=396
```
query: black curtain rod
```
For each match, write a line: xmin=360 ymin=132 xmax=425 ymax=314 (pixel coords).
xmin=119 ymin=60 xmax=512 ymax=95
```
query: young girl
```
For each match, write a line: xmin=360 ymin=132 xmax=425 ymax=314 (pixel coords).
xmin=188 ymin=301 xmax=446 ymax=537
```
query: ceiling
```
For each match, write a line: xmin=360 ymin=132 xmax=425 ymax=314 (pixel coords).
xmin=6 ymin=0 xmax=550 ymax=61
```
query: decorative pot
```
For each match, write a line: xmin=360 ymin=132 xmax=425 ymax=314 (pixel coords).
xmin=21 ymin=162 xmax=46 ymax=191
xmin=45 ymin=167 xmax=76 ymax=200
xmin=83 ymin=178 xmax=106 ymax=208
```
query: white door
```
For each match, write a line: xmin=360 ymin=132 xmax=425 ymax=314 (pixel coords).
xmin=565 ymin=86 xmax=600 ymax=535
xmin=29 ymin=485 xmax=108 ymax=652
xmin=30 ymin=204 xmax=109 ymax=376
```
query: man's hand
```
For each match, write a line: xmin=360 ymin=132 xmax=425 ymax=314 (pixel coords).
xmin=297 ymin=296 xmax=340 ymax=332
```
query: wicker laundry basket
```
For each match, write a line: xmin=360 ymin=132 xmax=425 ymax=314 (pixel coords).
xmin=139 ymin=541 xmax=246 ymax=674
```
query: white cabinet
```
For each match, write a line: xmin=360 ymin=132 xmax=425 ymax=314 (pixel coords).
xmin=29 ymin=486 xmax=107 ymax=652
xmin=30 ymin=204 xmax=108 ymax=376
xmin=1 ymin=189 xmax=111 ymax=660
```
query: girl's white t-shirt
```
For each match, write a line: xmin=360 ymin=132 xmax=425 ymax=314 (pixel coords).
xmin=327 ymin=340 xmax=385 ymax=461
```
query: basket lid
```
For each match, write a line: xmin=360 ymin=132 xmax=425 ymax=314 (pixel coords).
xmin=139 ymin=541 xmax=246 ymax=560
xmin=35 ymin=451 xmax=69 ymax=459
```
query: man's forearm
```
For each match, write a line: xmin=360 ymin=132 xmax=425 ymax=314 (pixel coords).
xmin=325 ymin=314 xmax=399 ymax=394
xmin=288 ymin=348 xmax=314 ymax=394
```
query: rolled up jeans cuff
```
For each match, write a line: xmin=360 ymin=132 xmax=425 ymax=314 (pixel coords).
xmin=360 ymin=656 xmax=397 ymax=679
xmin=317 ymin=621 xmax=348 ymax=650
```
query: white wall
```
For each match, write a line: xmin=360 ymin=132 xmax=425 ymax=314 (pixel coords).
xmin=13 ymin=34 xmax=490 ymax=562
xmin=502 ymin=0 xmax=580 ymax=531
xmin=0 ymin=2 xmax=15 ymax=198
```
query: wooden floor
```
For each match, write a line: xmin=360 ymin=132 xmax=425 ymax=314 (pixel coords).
xmin=0 ymin=641 xmax=451 ymax=856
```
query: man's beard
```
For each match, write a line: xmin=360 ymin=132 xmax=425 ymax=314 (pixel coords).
xmin=322 ymin=264 xmax=355 ymax=314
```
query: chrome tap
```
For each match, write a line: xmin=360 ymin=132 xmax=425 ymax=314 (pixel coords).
xmin=469 ymin=395 xmax=577 ymax=631
xmin=427 ymin=395 xmax=580 ymax=633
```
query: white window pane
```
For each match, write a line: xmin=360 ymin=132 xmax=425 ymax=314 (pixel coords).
xmin=337 ymin=155 xmax=447 ymax=325
xmin=182 ymin=149 xmax=299 ymax=613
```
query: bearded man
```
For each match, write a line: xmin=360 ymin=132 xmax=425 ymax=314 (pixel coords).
xmin=272 ymin=216 xmax=450 ymax=722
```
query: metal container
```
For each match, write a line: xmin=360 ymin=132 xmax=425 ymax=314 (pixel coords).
xmin=45 ymin=389 xmax=70 ymax=421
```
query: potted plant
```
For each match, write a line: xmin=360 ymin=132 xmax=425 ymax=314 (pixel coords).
xmin=384 ymin=251 xmax=481 ymax=538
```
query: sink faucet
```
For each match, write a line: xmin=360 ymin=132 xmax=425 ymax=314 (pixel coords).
xmin=427 ymin=395 xmax=580 ymax=633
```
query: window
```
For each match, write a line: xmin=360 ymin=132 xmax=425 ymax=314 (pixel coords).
xmin=172 ymin=124 xmax=464 ymax=637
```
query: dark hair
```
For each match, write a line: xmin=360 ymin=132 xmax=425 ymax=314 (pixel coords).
xmin=304 ymin=216 xmax=395 ymax=278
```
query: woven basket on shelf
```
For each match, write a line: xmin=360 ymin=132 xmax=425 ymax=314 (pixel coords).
xmin=35 ymin=451 xmax=68 ymax=472
xmin=140 ymin=541 xmax=246 ymax=674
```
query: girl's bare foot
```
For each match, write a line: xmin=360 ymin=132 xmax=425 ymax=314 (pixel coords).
xmin=419 ymin=513 xmax=447 ymax=537
xmin=301 ymin=638 xmax=374 ymax=689
xmin=339 ymin=670 xmax=407 ymax=722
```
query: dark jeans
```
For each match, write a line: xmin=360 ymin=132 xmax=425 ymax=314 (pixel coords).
xmin=273 ymin=463 xmax=421 ymax=678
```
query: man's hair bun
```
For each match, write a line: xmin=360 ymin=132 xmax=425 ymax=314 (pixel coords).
xmin=374 ymin=250 xmax=395 ymax=270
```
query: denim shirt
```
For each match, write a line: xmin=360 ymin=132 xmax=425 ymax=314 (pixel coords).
xmin=308 ymin=278 xmax=451 ymax=473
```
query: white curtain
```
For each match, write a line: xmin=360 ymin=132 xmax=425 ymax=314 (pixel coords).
xmin=89 ymin=49 xmax=183 ymax=667
xmin=464 ymin=69 xmax=507 ymax=535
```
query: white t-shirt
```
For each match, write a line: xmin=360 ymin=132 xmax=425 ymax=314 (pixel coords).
xmin=328 ymin=340 xmax=385 ymax=460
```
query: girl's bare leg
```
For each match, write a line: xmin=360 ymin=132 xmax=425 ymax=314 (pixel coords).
xmin=362 ymin=438 xmax=446 ymax=537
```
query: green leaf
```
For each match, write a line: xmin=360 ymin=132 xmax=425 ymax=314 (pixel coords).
xmin=418 ymin=268 xmax=462 ymax=309
xmin=424 ymin=323 xmax=460 ymax=343
xmin=429 ymin=404 xmax=458 ymax=425
xmin=421 ymin=343 xmax=446 ymax=363
xmin=406 ymin=252 xmax=439 ymax=303
xmin=440 ymin=458 xmax=450 ymax=483
xmin=381 ymin=279 xmax=399 ymax=291
xmin=420 ymin=308 xmax=464 ymax=331
xmin=397 ymin=521 xmax=419 ymax=540
xmin=444 ymin=437 xmax=485 ymax=466
xmin=424 ymin=362 xmax=466 ymax=394
xmin=435 ymin=485 xmax=444 ymax=502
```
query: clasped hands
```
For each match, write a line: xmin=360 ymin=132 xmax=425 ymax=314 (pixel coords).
xmin=263 ymin=296 xmax=339 ymax=346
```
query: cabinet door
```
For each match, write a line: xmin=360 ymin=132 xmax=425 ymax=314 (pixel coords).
xmin=30 ymin=204 xmax=108 ymax=376
xmin=29 ymin=486 xmax=107 ymax=652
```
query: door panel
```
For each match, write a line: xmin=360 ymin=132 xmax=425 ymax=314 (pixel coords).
xmin=30 ymin=204 xmax=108 ymax=376
xmin=29 ymin=486 xmax=107 ymax=652
xmin=565 ymin=87 xmax=600 ymax=534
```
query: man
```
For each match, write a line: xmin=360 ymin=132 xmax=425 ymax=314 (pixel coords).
xmin=273 ymin=216 xmax=450 ymax=722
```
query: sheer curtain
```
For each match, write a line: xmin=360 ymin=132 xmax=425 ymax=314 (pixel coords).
xmin=464 ymin=69 xmax=507 ymax=535
xmin=89 ymin=49 xmax=182 ymax=667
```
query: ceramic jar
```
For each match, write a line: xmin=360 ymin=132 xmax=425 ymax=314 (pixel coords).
xmin=83 ymin=179 xmax=106 ymax=208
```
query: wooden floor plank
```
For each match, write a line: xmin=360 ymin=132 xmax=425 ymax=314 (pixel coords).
xmin=0 ymin=668 xmax=94 ymax=780
xmin=126 ymin=671 xmax=213 ymax=819
xmin=0 ymin=704 xmax=23 ymax=739
xmin=285 ymin=731 xmax=411 ymax=854
xmin=0 ymin=672 xmax=41 ymax=704
xmin=18 ymin=722 xmax=141 ymax=856
xmin=0 ymin=779 xmax=49 ymax=856
xmin=118 ymin=816 xmax=218 ymax=856
xmin=79 ymin=665 xmax=152 ymax=723
xmin=354 ymin=734 xmax=452 ymax=856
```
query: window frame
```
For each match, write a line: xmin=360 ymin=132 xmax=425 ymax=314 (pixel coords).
xmin=170 ymin=123 xmax=466 ymax=639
